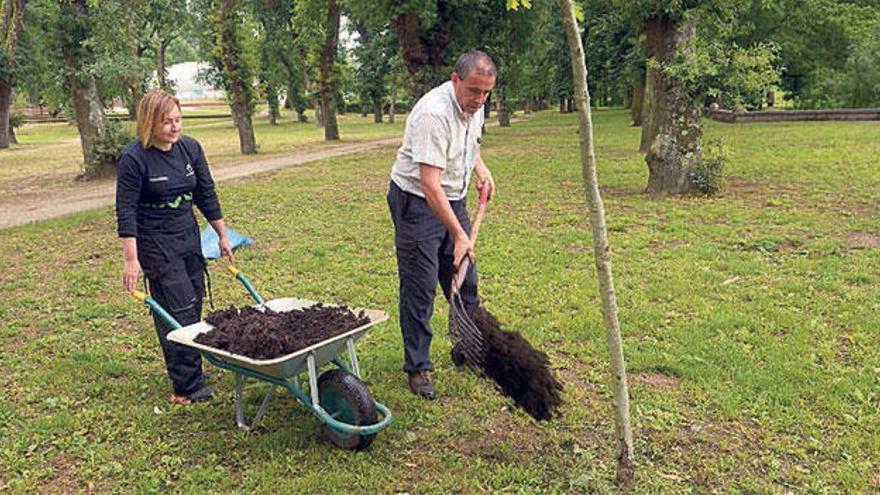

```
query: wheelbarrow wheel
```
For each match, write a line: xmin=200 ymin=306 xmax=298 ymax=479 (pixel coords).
xmin=317 ymin=369 xmax=378 ymax=450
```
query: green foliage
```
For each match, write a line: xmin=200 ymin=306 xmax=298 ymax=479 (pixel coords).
xmin=668 ymin=36 xmax=780 ymax=108
xmin=581 ymin=0 xmax=637 ymax=106
xmin=689 ymin=138 xmax=727 ymax=195
xmin=8 ymin=113 xmax=25 ymax=129
xmin=92 ymin=120 xmax=133 ymax=166
xmin=797 ymin=20 xmax=880 ymax=108
xmin=166 ymin=36 xmax=199 ymax=66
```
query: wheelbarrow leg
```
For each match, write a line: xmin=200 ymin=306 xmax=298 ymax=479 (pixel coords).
xmin=234 ymin=373 xmax=276 ymax=431
xmin=346 ymin=337 xmax=361 ymax=378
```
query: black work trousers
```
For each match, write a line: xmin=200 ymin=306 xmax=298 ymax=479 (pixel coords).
xmin=138 ymin=227 xmax=207 ymax=396
xmin=387 ymin=181 xmax=479 ymax=374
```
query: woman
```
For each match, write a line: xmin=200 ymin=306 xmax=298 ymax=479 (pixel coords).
xmin=116 ymin=90 xmax=234 ymax=404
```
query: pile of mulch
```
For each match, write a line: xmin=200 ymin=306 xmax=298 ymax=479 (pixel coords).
xmin=195 ymin=304 xmax=370 ymax=360
xmin=454 ymin=306 xmax=564 ymax=421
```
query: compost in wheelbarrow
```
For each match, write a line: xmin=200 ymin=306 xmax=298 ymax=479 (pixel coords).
xmin=197 ymin=303 xmax=371 ymax=360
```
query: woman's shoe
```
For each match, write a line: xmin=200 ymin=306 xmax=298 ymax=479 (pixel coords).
xmin=169 ymin=385 xmax=214 ymax=405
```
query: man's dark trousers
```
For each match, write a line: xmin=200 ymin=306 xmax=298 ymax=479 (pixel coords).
xmin=387 ymin=181 xmax=479 ymax=374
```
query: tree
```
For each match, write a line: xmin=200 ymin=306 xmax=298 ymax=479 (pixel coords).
xmin=150 ymin=0 xmax=192 ymax=92
xmin=557 ymin=0 xmax=636 ymax=485
xmin=0 ymin=0 xmax=28 ymax=149
xmin=478 ymin=0 xmax=541 ymax=127
xmin=391 ymin=5 xmax=453 ymax=99
xmin=200 ymin=0 xmax=258 ymax=154
xmin=253 ymin=0 xmax=296 ymax=126
xmin=350 ymin=20 xmax=394 ymax=124
xmin=90 ymin=0 xmax=153 ymax=121
xmin=317 ymin=0 xmax=339 ymax=140
xmin=57 ymin=0 xmax=116 ymax=177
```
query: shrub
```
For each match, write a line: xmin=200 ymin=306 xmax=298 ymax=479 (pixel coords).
xmin=8 ymin=113 xmax=25 ymax=129
xmin=93 ymin=121 xmax=133 ymax=166
xmin=689 ymin=139 xmax=728 ymax=195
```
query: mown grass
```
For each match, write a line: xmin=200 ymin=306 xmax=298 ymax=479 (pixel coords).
xmin=1 ymin=109 xmax=878 ymax=493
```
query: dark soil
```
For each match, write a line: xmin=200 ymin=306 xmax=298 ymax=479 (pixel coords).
xmin=459 ymin=306 xmax=564 ymax=421
xmin=196 ymin=304 xmax=370 ymax=360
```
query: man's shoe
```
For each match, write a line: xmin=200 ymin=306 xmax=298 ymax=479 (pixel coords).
xmin=408 ymin=370 xmax=435 ymax=400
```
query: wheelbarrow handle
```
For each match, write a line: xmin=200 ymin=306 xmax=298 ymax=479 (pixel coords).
xmin=130 ymin=290 xmax=182 ymax=329
xmin=226 ymin=264 xmax=266 ymax=305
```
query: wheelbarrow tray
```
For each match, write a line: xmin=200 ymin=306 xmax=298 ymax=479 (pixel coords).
xmin=167 ymin=297 xmax=388 ymax=380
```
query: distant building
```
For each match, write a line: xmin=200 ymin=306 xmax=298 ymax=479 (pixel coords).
xmin=166 ymin=62 xmax=225 ymax=101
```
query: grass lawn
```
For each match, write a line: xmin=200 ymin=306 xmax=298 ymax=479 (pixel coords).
xmin=0 ymin=109 xmax=878 ymax=493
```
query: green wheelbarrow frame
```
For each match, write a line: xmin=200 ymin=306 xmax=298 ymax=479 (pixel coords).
xmin=131 ymin=267 xmax=392 ymax=446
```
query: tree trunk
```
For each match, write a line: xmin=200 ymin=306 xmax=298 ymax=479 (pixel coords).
xmin=267 ymin=87 xmax=280 ymax=125
xmin=0 ymin=0 xmax=28 ymax=150
xmin=566 ymin=98 xmax=574 ymax=113
xmin=158 ymin=38 xmax=169 ymax=91
xmin=8 ymin=124 xmax=16 ymax=144
xmin=318 ymin=0 xmax=339 ymax=140
xmin=631 ymin=70 xmax=645 ymax=127
xmin=69 ymin=74 xmax=112 ymax=177
xmin=558 ymin=0 xmax=636 ymax=487
xmin=388 ymin=71 xmax=397 ymax=124
xmin=60 ymin=0 xmax=113 ymax=178
xmin=314 ymin=100 xmax=323 ymax=126
xmin=229 ymin=95 xmax=256 ymax=153
xmin=219 ymin=0 xmax=256 ymax=154
xmin=497 ymin=87 xmax=510 ymax=127
xmin=125 ymin=83 xmax=143 ymax=121
xmin=392 ymin=10 xmax=453 ymax=100
xmin=523 ymin=98 xmax=531 ymax=115
xmin=0 ymin=79 xmax=12 ymax=149
xmin=373 ymin=98 xmax=382 ymax=123
xmin=642 ymin=16 xmax=702 ymax=194
xmin=559 ymin=98 xmax=565 ymax=113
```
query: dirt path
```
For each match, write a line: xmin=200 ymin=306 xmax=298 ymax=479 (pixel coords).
xmin=0 ymin=136 xmax=400 ymax=230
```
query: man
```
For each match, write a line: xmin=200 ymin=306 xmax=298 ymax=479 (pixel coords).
xmin=387 ymin=50 xmax=497 ymax=400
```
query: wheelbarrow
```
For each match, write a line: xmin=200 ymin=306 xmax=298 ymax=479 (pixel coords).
xmin=131 ymin=265 xmax=392 ymax=450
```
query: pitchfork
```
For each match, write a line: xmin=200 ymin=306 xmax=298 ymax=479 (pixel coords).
xmin=448 ymin=181 xmax=490 ymax=371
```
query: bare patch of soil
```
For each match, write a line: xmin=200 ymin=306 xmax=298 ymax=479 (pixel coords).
xmin=836 ymin=232 xmax=880 ymax=249
xmin=631 ymin=371 xmax=681 ymax=390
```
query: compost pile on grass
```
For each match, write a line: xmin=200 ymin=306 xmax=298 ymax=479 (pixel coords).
xmin=453 ymin=306 xmax=564 ymax=421
xmin=196 ymin=304 xmax=370 ymax=360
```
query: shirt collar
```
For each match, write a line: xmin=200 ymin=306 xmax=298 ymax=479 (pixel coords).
xmin=444 ymin=81 xmax=472 ymax=122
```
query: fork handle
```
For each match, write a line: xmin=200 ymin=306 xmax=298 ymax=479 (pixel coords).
xmin=451 ymin=186 xmax=489 ymax=294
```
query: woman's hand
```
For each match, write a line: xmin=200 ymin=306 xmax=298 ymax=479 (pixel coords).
xmin=218 ymin=235 xmax=235 ymax=265
xmin=123 ymin=258 xmax=141 ymax=292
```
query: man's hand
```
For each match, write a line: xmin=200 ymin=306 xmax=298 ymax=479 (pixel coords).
xmin=474 ymin=159 xmax=495 ymax=201
xmin=453 ymin=232 xmax=474 ymax=268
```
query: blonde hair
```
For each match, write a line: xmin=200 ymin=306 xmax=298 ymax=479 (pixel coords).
xmin=136 ymin=90 xmax=181 ymax=148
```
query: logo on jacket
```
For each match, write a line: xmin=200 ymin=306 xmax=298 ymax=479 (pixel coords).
xmin=185 ymin=163 xmax=194 ymax=177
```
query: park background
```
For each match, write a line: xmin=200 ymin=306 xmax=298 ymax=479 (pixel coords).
xmin=1 ymin=0 xmax=879 ymax=493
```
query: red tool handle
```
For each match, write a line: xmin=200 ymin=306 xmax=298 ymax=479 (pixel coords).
xmin=451 ymin=183 xmax=490 ymax=294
